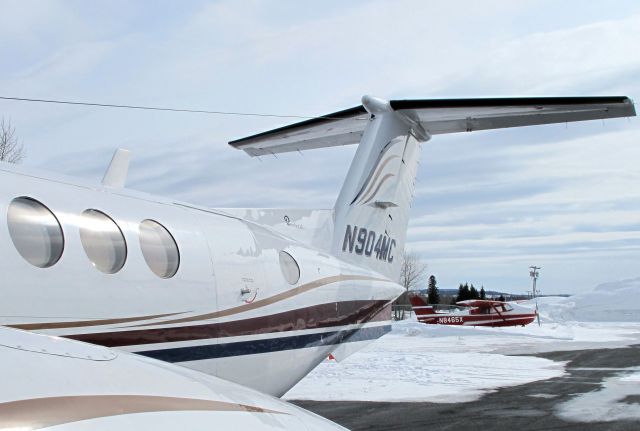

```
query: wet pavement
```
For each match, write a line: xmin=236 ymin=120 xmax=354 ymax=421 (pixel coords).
xmin=293 ymin=344 xmax=640 ymax=431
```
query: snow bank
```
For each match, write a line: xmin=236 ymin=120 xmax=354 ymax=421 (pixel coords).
xmin=285 ymin=318 xmax=640 ymax=403
xmin=284 ymin=327 xmax=565 ymax=403
xmin=542 ymin=277 xmax=640 ymax=322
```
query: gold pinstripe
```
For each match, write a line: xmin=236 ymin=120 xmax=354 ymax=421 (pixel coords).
xmin=0 ymin=395 xmax=284 ymax=430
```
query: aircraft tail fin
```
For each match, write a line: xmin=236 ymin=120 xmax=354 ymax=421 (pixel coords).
xmin=330 ymin=96 xmax=419 ymax=280
xmin=409 ymin=295 xmax=437 ymax=316
xmin=230 ymin=95 xmax=635 ymax=280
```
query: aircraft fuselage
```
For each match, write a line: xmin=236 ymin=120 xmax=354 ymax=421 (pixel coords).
xmin=0 ymin=163 xmax=401 ymax=396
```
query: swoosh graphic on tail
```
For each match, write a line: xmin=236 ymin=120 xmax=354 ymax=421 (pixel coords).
xmin=360 ymin=173 xmax=396 ymax=205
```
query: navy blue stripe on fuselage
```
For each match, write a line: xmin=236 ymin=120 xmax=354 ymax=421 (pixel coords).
xmin=135 ymin=325 xmax=390 ymax=363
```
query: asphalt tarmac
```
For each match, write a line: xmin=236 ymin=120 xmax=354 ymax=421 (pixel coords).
xmin=293 ymin=344 xmax=640 ymax=431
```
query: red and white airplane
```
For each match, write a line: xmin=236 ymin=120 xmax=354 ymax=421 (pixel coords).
xmin=410 ymin=295 xmax=538 ymax=327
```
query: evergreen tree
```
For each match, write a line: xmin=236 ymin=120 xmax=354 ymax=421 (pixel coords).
xmin=480 ymin=286 xmax=486 ymax=300
xmin=456 ymin=283 xmax=464 ymax=302
xmin=498 ymin=294 xmax=506 ymax=302
xmin=469 ymin=284 xmax=479 ymax=300
xmin=461 ymin=283 xmax=470 ymax=301
xmin=427 ymin=275 xmax=440 ymax=305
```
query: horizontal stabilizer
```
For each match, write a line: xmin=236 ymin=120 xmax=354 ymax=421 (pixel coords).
xmin=230 ymin=96 xmax=635 ymax=156
xmin=230 ymin=106 xmax=368 ymax=156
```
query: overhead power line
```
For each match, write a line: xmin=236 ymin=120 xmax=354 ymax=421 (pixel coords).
xmin=0 ymin=95 xmax=363 ymax=121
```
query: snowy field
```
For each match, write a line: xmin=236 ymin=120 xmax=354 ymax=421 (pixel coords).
xmin=285 ymin=277 xmax=640 ymax=410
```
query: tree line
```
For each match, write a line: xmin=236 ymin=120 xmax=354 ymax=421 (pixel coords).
xmin=427 ymin=277 xmax=505 ymax=305
xmin=395 ymin=250 xmax=510 ymax=319
xmin=426 ymin=277 xmax=487 ymax=304
xmin=455 ymin=283 xmax=485 ymax=302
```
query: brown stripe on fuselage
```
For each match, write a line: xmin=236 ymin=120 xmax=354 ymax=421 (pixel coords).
xmin=0 ymin=395 xmax=284 ymax=430
xmin=6 ymin=274 xmax=394 ymax=333
xmin=67 ymin=300 xmax=391 ymax=347
xmin=8 ymin=312 xmax=186 ymax=331
xmin=133 ymin=274 xmax=391 ymax=327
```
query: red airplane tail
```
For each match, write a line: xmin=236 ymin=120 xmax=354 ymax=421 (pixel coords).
xmin=409 ymin=295 xmax=436 ymax=316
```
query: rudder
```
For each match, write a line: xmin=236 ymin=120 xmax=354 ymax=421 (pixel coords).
xmin=332 ymin=96 xmax=423 ymax=281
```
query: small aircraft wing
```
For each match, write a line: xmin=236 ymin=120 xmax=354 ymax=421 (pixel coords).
xmin=456 ymin=299 xmax=505 ymax=308
xmin=230 ymin=96 xmax=635 ymax=156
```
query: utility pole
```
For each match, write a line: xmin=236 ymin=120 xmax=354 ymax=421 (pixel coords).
xmin=529 ymin=266 xmax=541 ymax=298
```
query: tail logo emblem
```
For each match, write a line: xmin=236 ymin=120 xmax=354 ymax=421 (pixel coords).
xmin=351 ymin=154 xmax=399 ymax=206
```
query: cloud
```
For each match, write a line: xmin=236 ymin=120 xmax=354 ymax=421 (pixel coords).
xmin=0 ymin=1 xmax=638 ymax=293
xmin=406 ymin=126 xmax=640 ymax=291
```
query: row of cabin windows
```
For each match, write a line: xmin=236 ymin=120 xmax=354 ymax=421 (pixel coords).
xmin=7 ymin=197 xmax=180 ymax=279
xmin=6 ymin=196 xmax=301 ymax=285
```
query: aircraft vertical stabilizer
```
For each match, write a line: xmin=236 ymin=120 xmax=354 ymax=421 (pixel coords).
xmin=331 ymin=96 xmax=421 ymax=281
xmin=229 ymin=95 xmax=635 ymax=280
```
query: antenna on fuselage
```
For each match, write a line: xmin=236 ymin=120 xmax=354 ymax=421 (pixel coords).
xmin=102 ymin=148 xmax=131 ymax=188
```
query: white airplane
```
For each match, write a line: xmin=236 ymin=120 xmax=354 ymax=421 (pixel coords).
xmin=0 ymin=95 xmax=635 ymax=429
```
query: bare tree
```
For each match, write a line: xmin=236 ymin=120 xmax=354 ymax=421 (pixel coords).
xmin=399 ymin=251 xmax=428 ymax=292
xmin=394 ymin=250 xmax=428 ymax=319
xmin=0 ymin=118 xmax=25 ymax=164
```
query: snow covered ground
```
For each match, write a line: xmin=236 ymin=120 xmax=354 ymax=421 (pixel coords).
xmin=556 ymin=367 xmax=640 ymax=422
xmin=284 ymin=277 xmax=640 ymax=405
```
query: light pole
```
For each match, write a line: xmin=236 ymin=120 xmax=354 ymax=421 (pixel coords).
xmin=529 ymin=266 xmax=540 ymax=298
xmin=529 ymin=266 xmax=541 ymax=326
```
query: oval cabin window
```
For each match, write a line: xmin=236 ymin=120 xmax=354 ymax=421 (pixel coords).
xmin=7 ymin=197 xmax=64 ymax=268
xmin=79 ymin=209 xmax=127 ymax=274
xmin=279 ymin=250 xmax=300 ymax=285
xmin=139 ymin=219 xmax=180 ymax=278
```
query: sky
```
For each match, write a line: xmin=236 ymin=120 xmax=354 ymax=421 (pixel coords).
xmin=0 ymin=0 xmax=639 ymax=294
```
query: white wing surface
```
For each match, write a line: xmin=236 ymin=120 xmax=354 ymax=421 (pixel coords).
xmin=230 ymin=96 xmax=635 ymax=156
xmin=0 ymin=326 xmax=347 ymax=430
